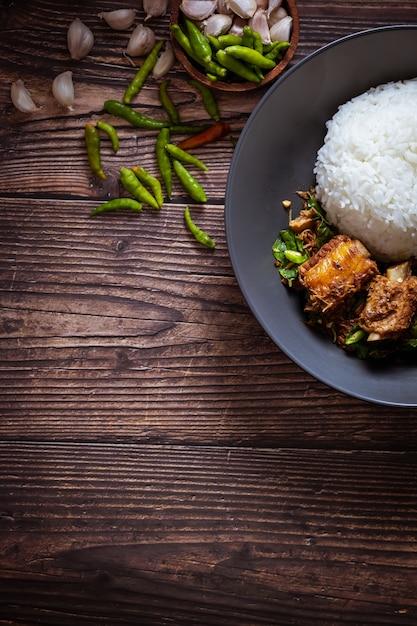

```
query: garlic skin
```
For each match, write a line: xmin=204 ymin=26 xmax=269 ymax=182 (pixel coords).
xmin=52 ymin=70 xmax=74 ymax=111
xmin=203 ymin=13 xmax=233 ymax=36
xmin=98 ymin=9 xmax=136 ymax=30
xmin=269 ymin=14 xmax=292 ymax=41
xmin=67 ymin=18 xmax=94 ymax=60
xmin=227 ymin=0 xmax=257 ymax=19
xmin=143 ymin=0 xmax=169 ymax=20
xmin=126 ymin=23 xmax=156 ymax=56
xmin=180 ymin=0 xmax=219 ymax=22
xmin=11 ymin=79 xmax=40 ymax=114
xmin=152 ymin=41 xmax=175 ymax=79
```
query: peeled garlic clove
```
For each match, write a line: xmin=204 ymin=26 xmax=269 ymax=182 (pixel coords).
xmin=11 ymin=79 xmax=40 ymax=113
xmin=52 ymin=70 xmax=74 ymax=110
xmin=227 ymin=0 xmax=257 ymax=19
xmin=126 ymin=23 xmax=156 ymax=56
xmin=270 ymin=14 xmax=292 ymax=41
xmin=67 ymin=18 xmax=94 ymax=60
xmin=180 ymin=0 xmax=219 ymax=22
xmin=143 ymin=0 xmax=169 ymax=20
xmin=249 ymin=9 xmax=271 ymax=44
xmin=152 ymin=41 xmax=175 ymax=79
xmin=203 ymin=13 xmax=233 ymax=36
xmin=98 ymin=9 xmax=136 ymax=30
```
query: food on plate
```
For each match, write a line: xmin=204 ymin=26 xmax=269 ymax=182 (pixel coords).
xmin=273 ymin=78 xmax=417 ymax=359
xmin=273 ymin=190 xmax=417 ymax=359
xmin=314 ymin=78 xmax=417 ymax=262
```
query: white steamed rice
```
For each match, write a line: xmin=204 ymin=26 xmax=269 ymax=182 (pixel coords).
xmin=314 ymin=78 xmax=417 ymax=261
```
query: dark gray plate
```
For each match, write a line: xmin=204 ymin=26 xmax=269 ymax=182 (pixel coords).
xmin=225 ymin=25 xmax=417 ymax=407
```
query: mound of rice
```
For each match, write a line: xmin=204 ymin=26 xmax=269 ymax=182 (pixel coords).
xmin=314 ymin=78 xmax=417 ymax=262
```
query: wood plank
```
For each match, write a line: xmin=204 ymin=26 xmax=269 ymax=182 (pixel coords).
xmin=1 ymin=443 xmax=417 ymax=625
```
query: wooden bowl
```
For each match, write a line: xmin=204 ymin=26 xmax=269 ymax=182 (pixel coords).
xmin=170 ymin=0 xmax=300 ymax=92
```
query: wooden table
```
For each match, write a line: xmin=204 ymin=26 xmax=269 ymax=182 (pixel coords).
xmin=1 ymin=1 xmax=417 ymax=624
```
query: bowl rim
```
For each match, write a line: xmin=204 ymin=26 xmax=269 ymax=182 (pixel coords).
xmin=169 ymin=0 xmax=300 ymax=92
xmin=225 ymin=24 xmax=417 ymax=407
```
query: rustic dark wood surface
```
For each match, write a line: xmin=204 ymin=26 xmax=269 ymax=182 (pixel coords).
xmin=2 ymin=1 xmax=417 ymax=624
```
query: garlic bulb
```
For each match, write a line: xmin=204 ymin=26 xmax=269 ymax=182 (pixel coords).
xmin=180 ymin=0 xmax=219 ymax=22
xmin=152 ymin=41 xmax=175 ymax=79
xmin=143 ymin=0 xmax=169 ymax=20
xmin=52 ymin=71 xmax=74 ymax=110
xmin=126 ymin=23 xmax=156 ymax=56
xmin=11 ymin=79 xmax=40 ymax=113
xmin=98 ymin=9 xmax=136 ymax=30
xmin=203 ymin=13 xmax=233 ymax=36
xmin=67 ymin=18 xmax=94 ymax=60
xmin=227 ymin=0 xmax=257 ymax=19
xmin=126 ymin=24 xmax=156 ymax=57
xmin=269 ymin=14 xmax=292 ymax=41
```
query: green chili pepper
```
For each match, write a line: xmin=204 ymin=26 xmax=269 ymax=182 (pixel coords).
xmin=187 ymin=79 xmax=220 ymax=121
xmin=217 ymin=34 xmax=243 ymax=48
xmin=85 ymin=123 xmax=106 ymax=180
xmin=159 ymin=79 xmax=180 ymax=125
xmin=241 ymin=25 xmax=254 ymax=49
xmin=224 ymin=45 xmax=276 ymax=70
xmin=264 ymin=41 xmax=291 ymax=61
xmin=96 ymin=120 xmax=119 ymax=153
xmin=252 ymin=31 xmax=264 ymax=55
xmin=156 ymin=128 xmax=172 ymax=200
xmin=124 ymin=40 xmax=164 ymax=104
xmin=206 ymin=34 xmax=220 ymax=52
xmin=173 ymin=159 xmax=207 ymax=203
xmin=165 ymin=143 xmax=208 ymax=171
xmin=169 ymin=123 xmax=211 ymax=134
xmin=184 ymin=206 xmax=215 ymax=249
xmin=185 ymin=17 xmax=212 ymax=64
xmin=171 ymin=24 xmax=227 ymax=78
xmin=90 ymin=198 xmax=143 ymax=216
xmin=119 ymin=167 xmax=160 ymax=210
xmin=132 ymin=166 xmax=164 ymax=208
xmin=216 ymin=49 xmax=261 ymax=83
xmin=103 ymin=99 xmax=170 ymax=131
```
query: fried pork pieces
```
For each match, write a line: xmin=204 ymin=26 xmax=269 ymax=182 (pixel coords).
xmin=297 ymin=233 xmax=417 ymax=349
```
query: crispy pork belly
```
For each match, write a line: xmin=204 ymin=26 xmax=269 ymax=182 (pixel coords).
xmin=299 ymin=234 xmax=379 ymax=314
xmin=359 ymin=273 xmax=417 ymax=340
xmin=289 ymin=208 xmax=317 ymax=234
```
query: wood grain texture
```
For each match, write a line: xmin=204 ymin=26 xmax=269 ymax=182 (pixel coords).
xmin=1 ymin=1 xmax=417 ymax=624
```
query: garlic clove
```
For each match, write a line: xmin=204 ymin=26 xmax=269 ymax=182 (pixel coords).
xmin=180 ymin=0 xmax=219 ymax=22
xmin=11 ymin=79 xmax=40 ymax=114
xmin=143 ymin=0 xmax=169 ymax=20
xmin=126 ymin=23 xmax=156 ymax=56
xmin=266 ymin=0 xmax=283 ymax=17
xmin=98 ymin=9 xmax=136 ymax=30
xmin=267 ymin=5 xmax=288 ymax=26
xmin=269 ymin=14 xmax=293 ymax=42
xmin=228 ymin=15 xmax=247 ymax=35
xmin=217 ymin=0 xmax=233 ymax=14
xmin=152 ymin=41 xmax=175 ymax=79
xmin=249 ymin=9 xmax=271 ymax=44
xmin=256 ymin=0 xmax=268 ymax=8
xmin=52 ymin=70 xmax=75 ymax=111
xmin=226 ymin=0 xmax=257 ymax=19
xmin=67 ymin=18 xmax=94 ymax=60
xmin=203 ymin=13 xmax=233 ymax=37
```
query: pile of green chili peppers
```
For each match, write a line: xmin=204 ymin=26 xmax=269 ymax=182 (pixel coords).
xmin=84 ymin=40 xmax=231 ymax=249
xmin=172 ymin=20 xmax=291 ymax=84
